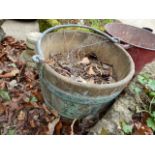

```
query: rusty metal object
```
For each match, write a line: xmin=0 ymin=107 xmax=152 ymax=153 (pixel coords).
xmin=35 ymin=24 xmax=135 ymax=119
xmin=105 ymin=23 xmax=155 ymax=51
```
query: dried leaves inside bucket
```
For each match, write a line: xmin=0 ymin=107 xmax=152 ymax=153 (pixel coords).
xmin=46 ymin=51 xmax=117 ymax=84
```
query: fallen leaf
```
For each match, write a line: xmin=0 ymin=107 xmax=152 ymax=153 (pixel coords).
xmin=30 ymin=119 xmax=36 ymax=128
xmin=8 ymin=80 xmax=18 ymax=89
xmin=0 ymin=52 xmax=6 ymax=60
xmin=23 ymin=97 xmax=30 ymax=103
xmin=8 ymin=63 xmax=17 ymax=68
xmin=146 ymin=117 xmax=155 ymax=131
xmin=0 ymin=104 xmax=5 ymax=115
xmin=6 ymin=55 xmax=16 ymax=63
xmin=47 ymin=117 xmax=60 ymax=135
xmin=7 ymin=129 xmax=16 ymax=135
xmin=10 ymin=69 xmax=20 ymax=76
xmin=55 ymin=121 xmax=63 ymax=135
xmin=17 ymin=110 xmax=26 ymax=121
xmin=0 ymin=89 xmax=11 ymax=101
xmin=133 ymin=122 xmax=153 ymax=135
xmin=30 ymin=96 xmax=38 ymax=103
xmin=79 ymin=57 xmax=90 ymax=65
xmin=32 ymin=89 xmax=44 ymax=102
xmin=0 ymin=70 xmax=3 ymax=74
xmin=87 ymin=66 xmax=96 ymax=75
xmin=0 ymin=69 xmax=19 ymax=78
xmin=121 ymin=122 xmax=133 ymax=134
xmin=0 ymin=81 xmax=6 ymax=89
xmin=8 ymin=101 xmax=19 ymax=111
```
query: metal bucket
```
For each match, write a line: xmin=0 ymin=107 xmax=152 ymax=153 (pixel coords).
xmin=34 ymin=24 xmax=135 ymax=119
xmin=105 ymin=23 xmax=155 ymax=73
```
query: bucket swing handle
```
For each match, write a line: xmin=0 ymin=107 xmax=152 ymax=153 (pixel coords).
xmin=33 ymin=24 xmax=119 ymax=63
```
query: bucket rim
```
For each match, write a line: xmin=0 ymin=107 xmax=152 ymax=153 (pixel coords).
xmin=43 ymin=43 xmax=135 ymax=89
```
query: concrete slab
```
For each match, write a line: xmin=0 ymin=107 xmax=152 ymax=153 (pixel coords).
xmin=2 ymin=20 xmax=39 ymax=40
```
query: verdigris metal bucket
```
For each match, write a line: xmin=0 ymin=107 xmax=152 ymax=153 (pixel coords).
xmin=34 ymin=24 xmax=135 ymax=119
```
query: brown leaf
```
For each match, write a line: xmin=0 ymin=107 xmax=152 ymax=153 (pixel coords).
xmin=0 ymin=69 xmax=19 ymax=78
xmin=55 ymin=121 xmax=63 ymax=135
xmin=79 ymin=57 xmax=90 ymax=65
xmin=32 ymin=89 xmax=44 ymax=103
xmin=17 ymin=110 xmax=26 ymax=121
xmin=0 ymin=104 xmax=5 ymax=116
xmin=7 ymin=55 xmax=16 ymax=63
xmin=11 ymin=69 xmax=20 ymax=76
xmin=133 ymin=122 xmax=153 ymax=135
xmin=0 ymin=52 xmax=6 ymax=60
xmin=30 ymin=119 xmax=36 ymax=128
xmin=87 ymin=66 xmax=96 ymax=75
xmin=9 ymin=101 xmax=19 ymax=111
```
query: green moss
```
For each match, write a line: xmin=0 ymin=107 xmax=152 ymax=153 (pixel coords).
xmin=100 ymin=128 xmax=109 ymax=135
xmin=38 ymin=19 xmax=60 ymax=32
xmin=84 ymin=19 xmax=113 ymax=31
xmin=38 ymin=19 xmax=113 ymax=32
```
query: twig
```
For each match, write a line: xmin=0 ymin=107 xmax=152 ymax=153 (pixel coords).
xmin=70 ymin=119 xmax=77 ymax=135
xmin=48 ymin=117 xmax=60 ymax=135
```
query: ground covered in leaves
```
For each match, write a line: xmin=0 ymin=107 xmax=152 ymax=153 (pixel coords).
xmin=0 ymin=37 xmax=99 ymax=135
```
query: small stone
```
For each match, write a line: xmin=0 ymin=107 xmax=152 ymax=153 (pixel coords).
xmin=26 ymin=32 xmax=42 ymax=50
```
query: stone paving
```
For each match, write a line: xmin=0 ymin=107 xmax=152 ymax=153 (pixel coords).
xmin=2 ymin=20 xmax=39 ymax=40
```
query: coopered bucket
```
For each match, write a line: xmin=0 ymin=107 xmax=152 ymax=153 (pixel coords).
xmin=34 ymin=24 xmax=135 ymax=119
